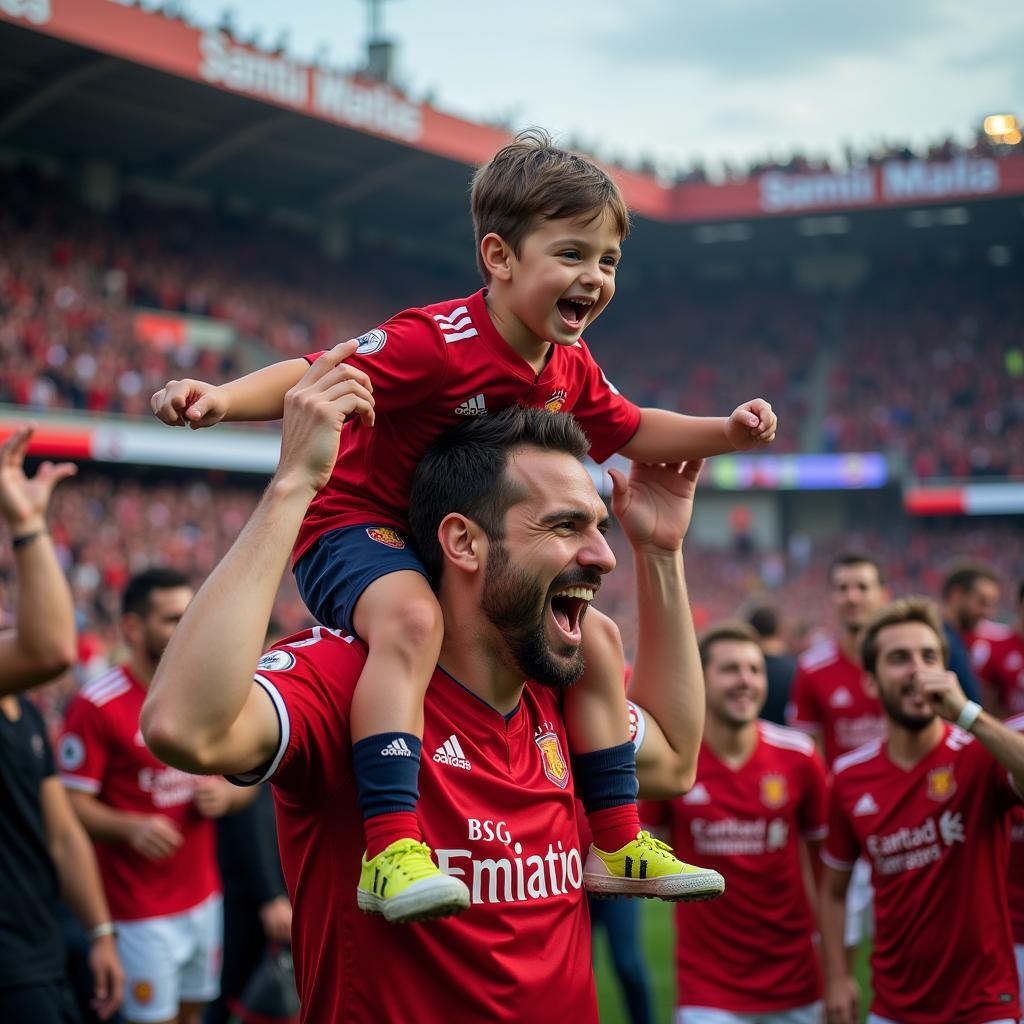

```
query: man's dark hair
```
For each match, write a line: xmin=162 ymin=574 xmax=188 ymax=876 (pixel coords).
xmin=941 ymin=561 xmax=1000 ymax=600
xmin=745 ymin=604 xmax=780 ymax=639
xmin=408 ymin=407 xmax=590 ymax=584
xmin=860 ymin=597 xmax=949 ymax=676
xmin=828 ymin=551 xmax=885 ymax=586
xmin=1018 ymin=579 xmax=1024 ymax=607
xmin=698 ymin=621 xmax=762 ymax=670
xmin=122 ymin=567 xmax=191 ymax=618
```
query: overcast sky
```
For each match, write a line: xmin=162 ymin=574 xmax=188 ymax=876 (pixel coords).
xmin=188 ymin=0 xmax=1024 ymax=173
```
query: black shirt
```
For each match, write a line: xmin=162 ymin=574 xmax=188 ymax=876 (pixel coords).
xmin=0 ymin=696 xmax=65 ymax=987
xmin=761 ymin=652 xmax=797 ymax=727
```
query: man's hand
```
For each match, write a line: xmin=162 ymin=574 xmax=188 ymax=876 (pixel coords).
xmin=725 ymin=398 xmax=777 ymax=450
xmin=608 ymin=460 xmax=703 ymax=553
xmin=88 ymin=933 xmax=124 ymax=1020
xmin=0 ymin=425 xmax=76 ymax=533
xmin=917 ymin=668 xmax=970 ymax=723
xmin=151 ymin=379 xmax=230 ymax=429
xmin=825 ymin=974 xmax=860 ymax=1024
xmin=128 ymin=815 xmax=184 ymax=860
xmin=259 ymin=894 xmax=293 ymax=943
xmin=275 ymin=340 xmax=375 ymax=496
xmin=193 ymin=776 xmax=239 ymax=819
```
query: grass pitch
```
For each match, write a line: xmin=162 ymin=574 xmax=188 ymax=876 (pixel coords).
xmin=593 ymin=901 xmax=873 ymax=1024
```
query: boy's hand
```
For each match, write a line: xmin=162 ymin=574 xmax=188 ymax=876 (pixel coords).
xmin=151 ymin=379 xmax=229 ymax=429
xmin=608 ymin=460 xmax=703 ymax=554
xmin=725 ymin=398 xmax=777 ymax=450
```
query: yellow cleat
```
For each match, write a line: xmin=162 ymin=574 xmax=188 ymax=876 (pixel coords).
xmin=584 ymin=830 xmax=725 ymax=902
xmin=357 ymin=838 xmax=470 ymax=924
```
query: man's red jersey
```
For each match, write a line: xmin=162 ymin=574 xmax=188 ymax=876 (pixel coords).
xmin=824 ymin=718 xmax=1024 ymax=1024
xmin=974 ymin=628 xmax=1024 ymax=716
xmin=295 ymin=288 xmax=640 ymax=561
xmin=786 ymin=639 xmax=885 ymax=766
xmin=239 ymin=627 xmax=598 ymax=1024
xmin=1010 ymin=809 xmax=1024 ymax=946
xmin=656 ymin=722 xmax=828 ymax=1013
xmin=57 ymin=666 xmax=219 ymax=921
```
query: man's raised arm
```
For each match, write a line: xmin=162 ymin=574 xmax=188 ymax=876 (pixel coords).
xmin=610 ymin=460 xmax=705 ymax=798
xmin=141 ymin=344 xmax=373 ymax=775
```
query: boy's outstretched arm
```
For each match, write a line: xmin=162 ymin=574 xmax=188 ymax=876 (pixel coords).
xmin=619 ymin=402 xmax=777 ymax=462
xmin=151 ymin=341 xmax=367 ymax=427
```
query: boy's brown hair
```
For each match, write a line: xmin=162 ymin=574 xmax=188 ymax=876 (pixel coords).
xmin=859 ymin=597 xmax=950 ymax=676
xmin=470 ymin=128 xmax=631 ymax=281
xmin=698 ymin=621 xmax=762 ymax=669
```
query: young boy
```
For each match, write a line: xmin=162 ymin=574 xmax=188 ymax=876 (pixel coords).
xmin=152 ymin=130 xmax=777 ymax=924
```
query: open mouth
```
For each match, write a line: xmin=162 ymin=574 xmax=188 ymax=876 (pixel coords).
xmin=548 ymin=584 xmax=596 ymax=645
xmin=556 ymin=297 xmax=594 ymax=330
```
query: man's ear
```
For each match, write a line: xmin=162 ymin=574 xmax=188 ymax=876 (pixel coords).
xmin=480 ymin=232 xmax=514 ymax=283
xmin=437 ymin=513 xmax=485 ymax=574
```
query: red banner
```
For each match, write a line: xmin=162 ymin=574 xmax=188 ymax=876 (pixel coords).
xmin=2 ymin=0 xmax=1023 ymax=223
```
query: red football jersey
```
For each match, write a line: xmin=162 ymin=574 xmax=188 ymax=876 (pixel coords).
xmin=786 ymin=639 xmax=885 ymax=767
xmin=974 ymin=629 xmax=1024 ymax=716
xmin=824 ymin=719 xmax=1024 ymax=1024
xmin=58 ymin=666 xmax=220 ymax=921
xmin=294 ymin=288 xmax=641 ymax=560
xmin=1010 ymin=808 xmax=1024 ymax=946
xmin=241 ymin=627 xmax=598 ymax=1024
xmin=658 ymin=722 xmax=828 ymax=1013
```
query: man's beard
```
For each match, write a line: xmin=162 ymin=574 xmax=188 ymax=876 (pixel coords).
xmin=879 ymin=686 xmax=934 ymax=732
xmin=480 ymin=540 xmax=591 ymax=691
xmin=144 ymin=633 xmax=169 ymax=670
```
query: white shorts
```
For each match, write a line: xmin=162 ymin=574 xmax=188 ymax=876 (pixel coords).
xmin=867 ymin=1018 xmax=1016 ymax=1024
xmin=117 ymin=892 xmax=223 ymax=1023
xmin=844 ymin=857 xmax=874 ymax=948
xmin=677 ymin=1003 xmax=822 ymax=1024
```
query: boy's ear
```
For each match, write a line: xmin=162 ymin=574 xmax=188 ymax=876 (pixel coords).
xmin=437 ymin=513 xmax=485 ymax=575
xmin=480 ymin=232 xmax=514 ymax=283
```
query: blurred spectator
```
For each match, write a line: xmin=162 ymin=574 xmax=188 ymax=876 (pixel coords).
xmin=939 ymin=561 xmax=1000 ymax=703
xmin=743 ymin=603 xmax=797 ymax=726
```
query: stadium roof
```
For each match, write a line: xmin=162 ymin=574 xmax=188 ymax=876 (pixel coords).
xmin=1 ymin=1 xmax=1022 ymax=269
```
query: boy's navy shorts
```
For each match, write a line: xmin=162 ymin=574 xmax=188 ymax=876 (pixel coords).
xmin=293 ymin=523 xmax=431 ymax=637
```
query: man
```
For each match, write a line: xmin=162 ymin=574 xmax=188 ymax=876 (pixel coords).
xmin=786 ymin=552 xmax=889 ymax=964
xmin=973 ymin=580 xmax=1024 ymax=718
xmin=744 ymin=603 xmax=796 ymax=726
xmin=59 ymin=568 xmax=249 ymax=1024
xmin=657 ymin=622 xmax=828 ymax=1024
xmin=0 ymin=425 xmax=123 ymax=1022
xmin=820 ymin=597 xmax=1024 ymax=1024
xmin=140 ymin=351 xmax=713 ymax=1023
xmin=939 ymin=561 xmax=996 ymax=704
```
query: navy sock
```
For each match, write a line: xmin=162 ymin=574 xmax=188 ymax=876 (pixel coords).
xmin=572 ymin=741 xmax=639 ymax=813
xmin=352 ymin=732 xmax=421 ymax=820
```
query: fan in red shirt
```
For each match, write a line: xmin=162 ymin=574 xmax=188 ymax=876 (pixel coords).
xmin=972 ymin=582 xmax=1024 ymax=719
xmin=140 ymin=375 xmax=714 ymax=1024
xmin=820 ymin=597 xmax=1024 ymax=1024
xmin=651 ymin=622 xmax=828 ymax=1024
xmin=59 ymin=569 xmax=251 ymax=1024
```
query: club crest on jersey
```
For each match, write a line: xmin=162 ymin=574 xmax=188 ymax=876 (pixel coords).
xmin=257 ymin=650 xmax=296 ymax=673
xmin=760 ymin=773 xmax=788 ymax=809
xmin=544 ymin=388 xmax=569 ymax=413
xmin=354 ymin=329 xmax=387 ymax=355
xmin=366 ymin=527 xmax=406 ymax=549
xmin=926 ymin=765 xmax=957 ymax=802
xmin=534 ymin=727 xmax=569 ymax=789
xmin=132 ymin=981 xmax=155 ymax=1006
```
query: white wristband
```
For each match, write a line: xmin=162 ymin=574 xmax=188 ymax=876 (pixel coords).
xmin=956 ymin=700 xmax=982 ymax=732
xmin=89 ymin=922 xmax=116 ymax=941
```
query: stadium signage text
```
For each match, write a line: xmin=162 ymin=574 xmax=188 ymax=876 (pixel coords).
xmin=198 ymin=30 xmax=423 ymax=145
xmin=759 ymin=158 xmax=1001 ymax=214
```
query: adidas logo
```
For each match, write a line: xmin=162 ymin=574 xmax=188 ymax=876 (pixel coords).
xmin=853 ymin=792 xmax=879 ymax=816
xmin=829 ymin=686 xmax=853 ymax=709
xmin=381 ymin=738 xmax=414 ymax=757
xmin=454 ymin=394 xmax=487 ymax=416
xmin=433 ymin=734 xmax=471 ymax=771
xmin=434 ymin=305 xmax=478 ymax=343
xmin=682 ymin=782 xmax=710 ymax=805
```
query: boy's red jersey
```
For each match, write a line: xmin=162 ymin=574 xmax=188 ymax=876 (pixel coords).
xmin=296 ymin=288 xmax=640 ymax=561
